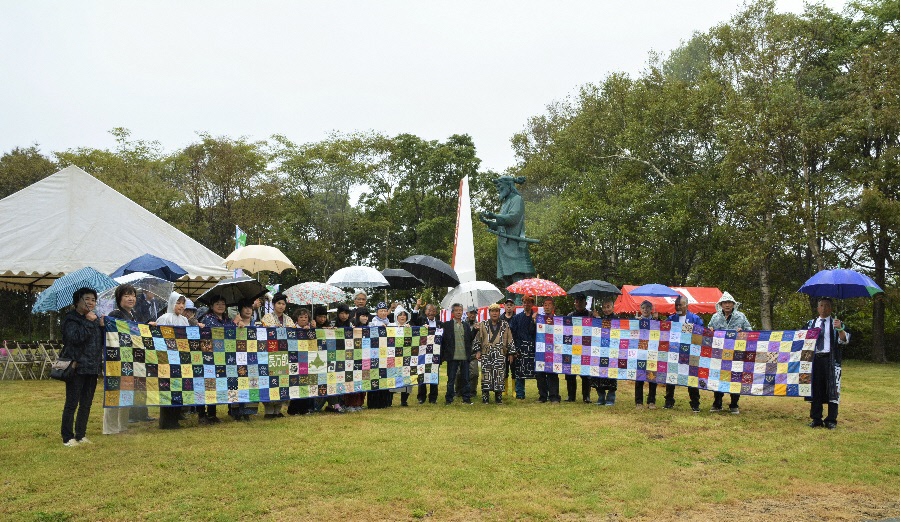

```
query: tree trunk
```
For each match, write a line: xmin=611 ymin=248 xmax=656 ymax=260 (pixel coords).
xmin=870 ymin=234 xmax=888 ymax=363
xmin=758 ymin=261 xmax=772 ymax=330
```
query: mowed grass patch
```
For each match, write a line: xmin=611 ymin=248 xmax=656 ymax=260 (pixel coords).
xmin=0 ymin=360 xmax=897 ymax=521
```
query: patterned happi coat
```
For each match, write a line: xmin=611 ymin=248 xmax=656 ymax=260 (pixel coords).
xmin=474 ymin=319 xmax=515 ymax=392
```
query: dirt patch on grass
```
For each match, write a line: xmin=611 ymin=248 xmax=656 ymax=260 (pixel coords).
xmin=626 ymin=489 xmax=899 ymax=521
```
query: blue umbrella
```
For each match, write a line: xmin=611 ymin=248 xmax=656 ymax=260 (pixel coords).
xmin=33 ymin=266 xmax=119 ymax=314
xmin=630 ymin=283 xmax=681 ymax=298
xmin=110 ymin=254 xmax=188 ymax=282
xmin=798 ymin=269 xmax=884 ymax=299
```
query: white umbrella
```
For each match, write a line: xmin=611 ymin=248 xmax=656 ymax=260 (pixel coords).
xmin=224 ymin=245 xmax=296 ymax=274
xmin=326 ymin=266 xmax=389 ymax=289
xmin=441 ymin=280 xmax=504 ymax=310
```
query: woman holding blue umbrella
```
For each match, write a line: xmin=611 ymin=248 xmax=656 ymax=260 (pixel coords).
xmin=60 ymin=287 xmax=105 ymax=447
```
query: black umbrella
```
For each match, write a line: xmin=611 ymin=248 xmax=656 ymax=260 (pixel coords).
xmin=381 ymin=268 xmax=424 ymax=290
xmin=400 ymin=255 xmax=460 ymax=288
xmin=567 ymin=279 xmax=622 ymax=298
xmin=196 ymin=276 xmax=267 ymax=306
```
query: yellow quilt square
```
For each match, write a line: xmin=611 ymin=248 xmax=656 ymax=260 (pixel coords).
xmin=649 ymin=330 xmax=660 ymax=341
xmin=774 ymin=384 xmax=787 ymax=396
xmin=104 ymin=391 xmax=119 ymax=407
xmin=572 ymin=345 xmax=583 ymax=356
xmin=106 ymin=361 xmax=121 ymax=376
xmin=138 ymin=324 xmax=151 ymax=337
xmin=238 ymin=377 xmax=249 ymax=390
xmin=777 ymin=363 xmax=788 ymax=374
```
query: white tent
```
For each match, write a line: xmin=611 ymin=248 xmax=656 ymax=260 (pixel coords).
xmin=0 ymin=165 xmax=231 ymax=296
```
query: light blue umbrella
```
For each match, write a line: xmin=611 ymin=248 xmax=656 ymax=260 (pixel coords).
xmin=32 ymin=266 xmax=120 ymax=314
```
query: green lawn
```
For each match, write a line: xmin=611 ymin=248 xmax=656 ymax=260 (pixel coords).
xmin=0 ymin=360 xmax=898 ymax=521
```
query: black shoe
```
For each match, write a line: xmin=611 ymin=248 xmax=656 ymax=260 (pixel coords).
xmin=550 ymin=399 xmax=561 ymax=404
xmin=463 ymin=399 xmax=473 ymax=405
xmin=264 ymin=414 xmax=276 ymax=419
xmin=564 ymin=398 xmax=575 ymax=402
xmin=208 ymin=416 xmax=221 ymax=424
xmin=276 ymin=413 xmax=285 ymax=418
xmin=401 ymin=402 xmax=409 ymax=407
xmin=583 ymin=398 xmax=591 ymax=404
xmin=663 ymin=402 xmax=674 ymax=410
xmin=809 ymin=420 xmax=824 ymax=428
xmin=445 ymin=400 xmax=454 ymax=405
xmin=824 ymin=421 xmax=837 ymax=430
xmin=428 ymin=400 xmax=437 ymax=404
xmin=417 ymin=399 xmax=425 ymax=405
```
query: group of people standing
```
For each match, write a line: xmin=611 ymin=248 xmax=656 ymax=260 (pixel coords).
xmin=59 ymin=284 xmax=849 ymax=446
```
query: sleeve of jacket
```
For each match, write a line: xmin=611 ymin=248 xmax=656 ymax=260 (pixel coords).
xmin=63 ymin=315 xmax=93 ymax=351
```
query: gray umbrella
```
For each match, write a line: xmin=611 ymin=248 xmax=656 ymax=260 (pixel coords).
xmin=381 ymin=268 xmax=424 ymax=290
xmin=400 ymin=255 xmax=460 ymax=288
xmin=196 ymin=276 xmax=267 ymax=306
xmin=567 ymin=280 xmax=622 ymax=299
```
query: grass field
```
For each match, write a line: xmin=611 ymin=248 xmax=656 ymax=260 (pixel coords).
xmin=0 ymin=360 xmax=898 ymax=521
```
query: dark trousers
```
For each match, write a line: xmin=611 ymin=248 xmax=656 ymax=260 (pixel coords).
xmin=635 ymin=381 xmax=657 ymax=405
xmin=197 ymin=404 xmax=218 ymax=418
xmin=664 ymin=385 xmax=700 ymax=409
xmin=129 ymin=405 xmax=150 ymax=422
xmin=287 ymin=398 xmax=315 ymax=415
xmin=535 ymin=372 xmax=560 ymax=402
xmin=61 ymin=373 xmax=98 ymax=442
xmin=445 ymin=359 xmax=471 ymax=402
xmin=159 ymin=407 xmax=181 ymax=429
xmin=418 ymin=383 xmax=438 ymax=403
xmin=712 ymin=391 xmax=740 ymax=409
xmin=566 ymin=375 xmax=592 ymax=401
xmin=810 ymin=355 xmax=839 ymax=423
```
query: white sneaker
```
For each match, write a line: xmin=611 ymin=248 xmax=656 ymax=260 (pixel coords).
xmin=63 ymin=439 xmax=79 ymax=447
xmin=76 ymin=437 xmax=92 ymax=444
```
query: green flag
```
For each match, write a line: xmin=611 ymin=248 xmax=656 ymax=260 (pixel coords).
xmin=235 ymin=225 xmax=247 ymax=249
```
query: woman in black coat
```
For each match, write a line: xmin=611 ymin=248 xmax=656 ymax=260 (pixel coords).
xmin=60 ymin=287 xmax=105 ymax=446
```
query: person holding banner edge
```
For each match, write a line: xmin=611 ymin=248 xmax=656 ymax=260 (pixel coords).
xmin=805 ymin=297 xmax=848 ymax=430
xmin=706 ymin=292 xmax=752 ymax=414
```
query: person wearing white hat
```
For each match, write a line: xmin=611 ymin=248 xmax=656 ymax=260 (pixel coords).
xmin=707 ymin=292 xmax=752 ymax=414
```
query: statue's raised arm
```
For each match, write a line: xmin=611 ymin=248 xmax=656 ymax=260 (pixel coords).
xmin=479 ymin=176 xmax=538 ymax=288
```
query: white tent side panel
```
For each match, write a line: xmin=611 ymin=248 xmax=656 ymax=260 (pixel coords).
xmin=0 ymin=165 xmax=231 ymax=292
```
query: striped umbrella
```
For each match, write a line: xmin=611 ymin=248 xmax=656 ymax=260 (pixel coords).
xmin=506 ymin=278 xmax=567 ymax=297
xmin=32 ymin=266 xmax=119 ymax=314
xmin=284 ymin=282 xmax=347 ymax=305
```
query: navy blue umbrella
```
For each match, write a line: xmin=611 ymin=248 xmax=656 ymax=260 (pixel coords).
xmin=630 ymin=283 xmax=680 ymax=298
xmin=111 ymin=254 xmax=187 ymax=282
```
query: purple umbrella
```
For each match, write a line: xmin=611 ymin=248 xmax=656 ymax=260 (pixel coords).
xmin=630 ymin=283 xmax=680 ymax=298
xmin=798 ymin=269 xmax=884 ymax=299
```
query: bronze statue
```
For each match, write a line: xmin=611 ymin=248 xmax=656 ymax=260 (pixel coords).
xmin=478 ymin=176 xmax=538 ymax=289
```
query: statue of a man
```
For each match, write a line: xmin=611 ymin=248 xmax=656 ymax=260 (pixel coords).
xmin=478 ymin=176 xmax=538 ymax=287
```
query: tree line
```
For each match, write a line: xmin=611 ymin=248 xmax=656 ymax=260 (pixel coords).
xmin=0 ymin=0 xmax=896 ymax=361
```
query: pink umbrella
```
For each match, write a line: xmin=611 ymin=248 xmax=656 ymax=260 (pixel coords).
xmin=284 ymin=282 xmax=347 ymax=305
xmin=506 ymin=278 xmax=566 ymax=297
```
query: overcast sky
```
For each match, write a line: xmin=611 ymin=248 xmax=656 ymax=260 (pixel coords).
xmin=1 ymin=1 xmax=847 ymax=173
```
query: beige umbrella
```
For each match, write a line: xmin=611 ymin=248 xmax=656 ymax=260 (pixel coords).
xmin=224 ymin=245 xmax=296 ymax=274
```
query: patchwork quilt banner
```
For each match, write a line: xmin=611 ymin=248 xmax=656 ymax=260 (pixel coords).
xmin=534 ymin=315 xmax=819 ymax=397
xmin=103 ymin=319 xmax=443 ymax=407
